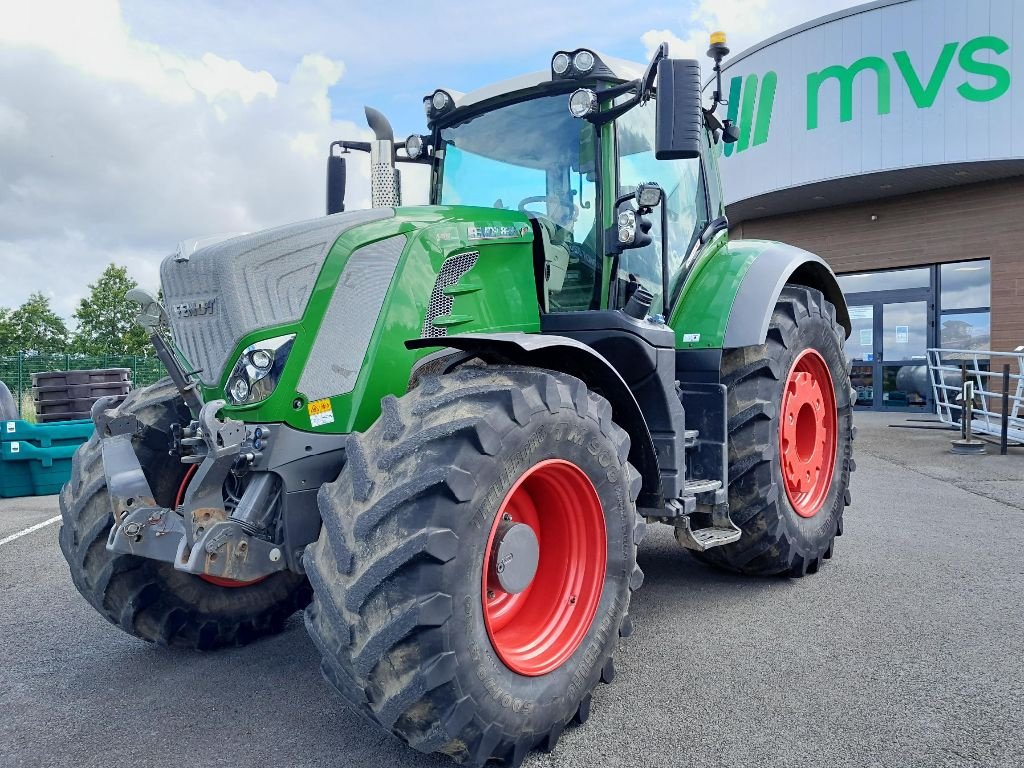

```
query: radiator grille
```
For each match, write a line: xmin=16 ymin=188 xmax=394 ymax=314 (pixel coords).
xmin=421 ymin=251 xmax=479 ymax=338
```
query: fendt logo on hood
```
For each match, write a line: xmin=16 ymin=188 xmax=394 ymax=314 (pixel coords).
xmin=722 ymin=70 xmax=778 ymax=157
xmin=173 ymin=299 xmax=217 ymax=319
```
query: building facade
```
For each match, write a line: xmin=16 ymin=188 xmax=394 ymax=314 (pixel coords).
xmin=712 ymin=0 xmax=1023 ymax=410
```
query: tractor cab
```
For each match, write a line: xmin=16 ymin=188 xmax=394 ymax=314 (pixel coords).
xmin=329 ymin=44 xmax=733 ymax=319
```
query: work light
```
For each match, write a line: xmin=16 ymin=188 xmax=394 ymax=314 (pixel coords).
xmin=405 ymin=134 xmax=424 ymax=159
xmin=568 ymin=88 xmax=598 ymax=118
xmin=432 ymin=91 xmax=450 ymax=111
xmin=635 ymin=182 xmax=664 ymax=209
xmin=552 ymin=52 xmax=571 ymax=75
xmin=573 ymin=50 xmax=595 ymax=73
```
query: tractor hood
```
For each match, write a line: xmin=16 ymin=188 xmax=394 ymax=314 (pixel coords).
xmin=161 ymin=209 xmax=394 ymax=387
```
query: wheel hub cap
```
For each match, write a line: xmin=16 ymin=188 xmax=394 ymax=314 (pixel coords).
xmin=779 ymin=348 xmax=838 ymax=518
xmin=491 ymin=521 xmax=540 ymax=595
xmin=482 ymin=459 xmax=607 ymax=677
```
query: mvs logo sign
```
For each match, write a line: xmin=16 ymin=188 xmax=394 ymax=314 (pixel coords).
xmin=719 ymin=35 xmax=1011 ymax=160
xmin=722 ymin=71 xmax=777 ymax=157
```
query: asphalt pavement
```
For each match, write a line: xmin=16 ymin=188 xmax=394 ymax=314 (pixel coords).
xmin=2 ymin=412 xmax=1022 ymax=768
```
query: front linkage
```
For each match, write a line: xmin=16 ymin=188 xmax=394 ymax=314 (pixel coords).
xmin=92 ymin=330 xmax=344 ymax=585
xmin=96 ymin=397 xmax=289 ymax=583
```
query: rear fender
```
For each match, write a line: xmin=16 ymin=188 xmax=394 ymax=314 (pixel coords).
xmin=406 ymin=333 xmax=663 ymax=508
xmin=671 ymin=238 xmax=850 ymax=351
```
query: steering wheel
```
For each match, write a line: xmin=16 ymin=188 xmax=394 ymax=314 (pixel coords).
xmin=517 ymin=195 xmax=549 ymax=214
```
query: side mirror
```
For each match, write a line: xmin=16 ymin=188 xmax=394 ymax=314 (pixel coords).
xmin=326 ymin=154 xmax=346 ymax=215
xmin=655 ymin=58 xmax=703 ymax=160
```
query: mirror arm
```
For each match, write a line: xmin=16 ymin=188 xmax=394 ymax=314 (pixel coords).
xmin=641 ymin=42 xmax=669 ymax=99
xmin=330 ymin=140 xmax=371 ymax=155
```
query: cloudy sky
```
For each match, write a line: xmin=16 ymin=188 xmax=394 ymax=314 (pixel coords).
xmin=0 ymin=0 xmax=864 ymax=321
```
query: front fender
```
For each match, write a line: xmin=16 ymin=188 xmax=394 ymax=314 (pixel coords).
xmin=406 ymin=333 xmax=663 ymax=509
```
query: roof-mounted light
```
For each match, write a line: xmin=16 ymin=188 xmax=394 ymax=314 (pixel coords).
xmin=707 ymin=31 xmax=730 ymax=59
xmin=431 ymin=90 xmax=450 ymax=111
xmin=552 ymin=52 xmax=571 ymax=75
xmin=424 ymin=89 xmax=456 ymax=124
xmin=573 ymin=50 xmax=595 ymax=73
xmin=551 ymin=48 xmax=602 ymax=80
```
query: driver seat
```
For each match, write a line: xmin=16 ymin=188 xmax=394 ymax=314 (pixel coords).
xmin=526 ymin=215 xmax=570 ymax=312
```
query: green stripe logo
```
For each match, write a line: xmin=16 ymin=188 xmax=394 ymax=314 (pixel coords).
xmin=723 ymin=70 xmax=778 ymax=157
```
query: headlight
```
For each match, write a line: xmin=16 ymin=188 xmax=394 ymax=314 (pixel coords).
xmin=224 ymin=333 xmax=295 ymax=406
xmin=617 ymin=210 xmax=636 ymax=243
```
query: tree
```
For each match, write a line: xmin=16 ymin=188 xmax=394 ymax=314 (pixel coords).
xmin=7 ymin=293 xmax=69 ymax=354
xmin=72 ymin=264 xmax=149 ymax=356
xmin=0 ymin=308 xmax=16 ymax=356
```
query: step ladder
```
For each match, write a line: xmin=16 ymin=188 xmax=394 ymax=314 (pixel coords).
xmin=668 ymin=479 xmax=741 ymax=552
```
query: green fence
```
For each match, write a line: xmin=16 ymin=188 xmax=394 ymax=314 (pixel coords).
xmin=0 ymin=354 xmax=166 ymax=418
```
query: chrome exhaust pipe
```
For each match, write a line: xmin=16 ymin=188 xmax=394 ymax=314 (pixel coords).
xmin=365 ymin=106 xmax=401 ymax=208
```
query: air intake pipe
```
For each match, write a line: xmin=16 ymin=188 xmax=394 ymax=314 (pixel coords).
xmin=365 ymin=106 xmax=401 ymax=209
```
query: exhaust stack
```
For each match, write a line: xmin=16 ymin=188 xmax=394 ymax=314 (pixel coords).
xmin=365 ymin=106 xmax=401 ymax=208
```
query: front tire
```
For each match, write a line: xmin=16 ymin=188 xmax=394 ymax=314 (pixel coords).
xmin=305 ymin=366 xmax=644 ymax=765
xmin=689 ymin=286 xmax=854 ymax=577
xmin=58 ymin=378 xmax=312 ymax=649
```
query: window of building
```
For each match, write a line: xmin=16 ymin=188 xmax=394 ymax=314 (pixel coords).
xmin=837 ymin=266 xmax=930 ymax=294
xmin=939 ymin=260 xmax=990 ymax=354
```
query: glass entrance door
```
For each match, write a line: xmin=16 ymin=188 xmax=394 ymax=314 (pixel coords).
xmin=844 ymin=296 xmax=933 ymax=410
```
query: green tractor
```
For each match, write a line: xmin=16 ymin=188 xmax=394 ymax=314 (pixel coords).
xmin=60 ymin=34 xmax=853 ymax=766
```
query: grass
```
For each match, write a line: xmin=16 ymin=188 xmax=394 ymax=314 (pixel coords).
xmin=18 ymin=393 xmax=36 ymax=423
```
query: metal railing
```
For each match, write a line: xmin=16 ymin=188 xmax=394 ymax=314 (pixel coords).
xmin=926 ymin=348 xmax=1024 ymax=451
xmin=0 ymin=354 xmax=166 ymax=417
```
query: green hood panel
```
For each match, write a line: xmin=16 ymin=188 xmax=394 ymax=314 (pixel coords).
xmin=206 ymin=206 xmax=541 ymax=433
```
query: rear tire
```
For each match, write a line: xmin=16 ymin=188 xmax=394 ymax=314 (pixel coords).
xmin=0 ymin=381 xmax=17 ymax=421
xmin=58 ymin=378 xmax=311 ymax=649
xmin=305 ymin=365 xmax=645 ymax=766
xmin=689 ymin=286 xmax=854 ymax=577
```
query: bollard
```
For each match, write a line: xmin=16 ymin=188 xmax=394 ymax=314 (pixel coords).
xmin=1001 ymin=364 xmax=1010 ymax=456
xmin=951 ymin=379 xmax=986 ymax=454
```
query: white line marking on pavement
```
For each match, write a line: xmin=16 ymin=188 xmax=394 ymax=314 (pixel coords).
xmin=0 ymin=515 xmax=61 ymax=547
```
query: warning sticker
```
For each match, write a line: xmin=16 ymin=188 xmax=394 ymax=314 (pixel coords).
xmin=5 ymin=422 xmax=14 ymax=433
xmin=307 ymin=398 xmax=335 ymax=428
xmin=10 ymin=441 xmax=19 ymax=453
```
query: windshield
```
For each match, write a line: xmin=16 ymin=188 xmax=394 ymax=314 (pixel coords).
xmin=438 ymin=93 xmax=600 ymax=311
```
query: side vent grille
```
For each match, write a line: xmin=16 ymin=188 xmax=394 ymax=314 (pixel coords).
xmin=422 ymin=251 xmax=479 ymax=338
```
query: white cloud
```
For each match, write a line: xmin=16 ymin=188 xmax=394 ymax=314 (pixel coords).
xmin=642 ymin=0 xmax=866 ymax=63
xmin=0 ymin=0 xmax=373 ymax=320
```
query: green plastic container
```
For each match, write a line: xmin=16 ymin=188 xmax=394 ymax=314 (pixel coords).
xmin=0 ymin=419 xmax=94 ymax=498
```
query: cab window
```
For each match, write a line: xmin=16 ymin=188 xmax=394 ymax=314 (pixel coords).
xmin=614 ymin=100 xmax=710 ymax=312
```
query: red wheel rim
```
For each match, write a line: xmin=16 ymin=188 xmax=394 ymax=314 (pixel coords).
xmin=175 ymin=465 xmax=267 ymax=589
xmin=779 ymin=348 xmax=838 ymax=518
xmin=482 ymin=459 xmax=606 ymax=677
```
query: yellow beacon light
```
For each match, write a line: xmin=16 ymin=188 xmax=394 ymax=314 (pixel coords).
xmin=710 ymin=31 xmax=727 ymax=46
